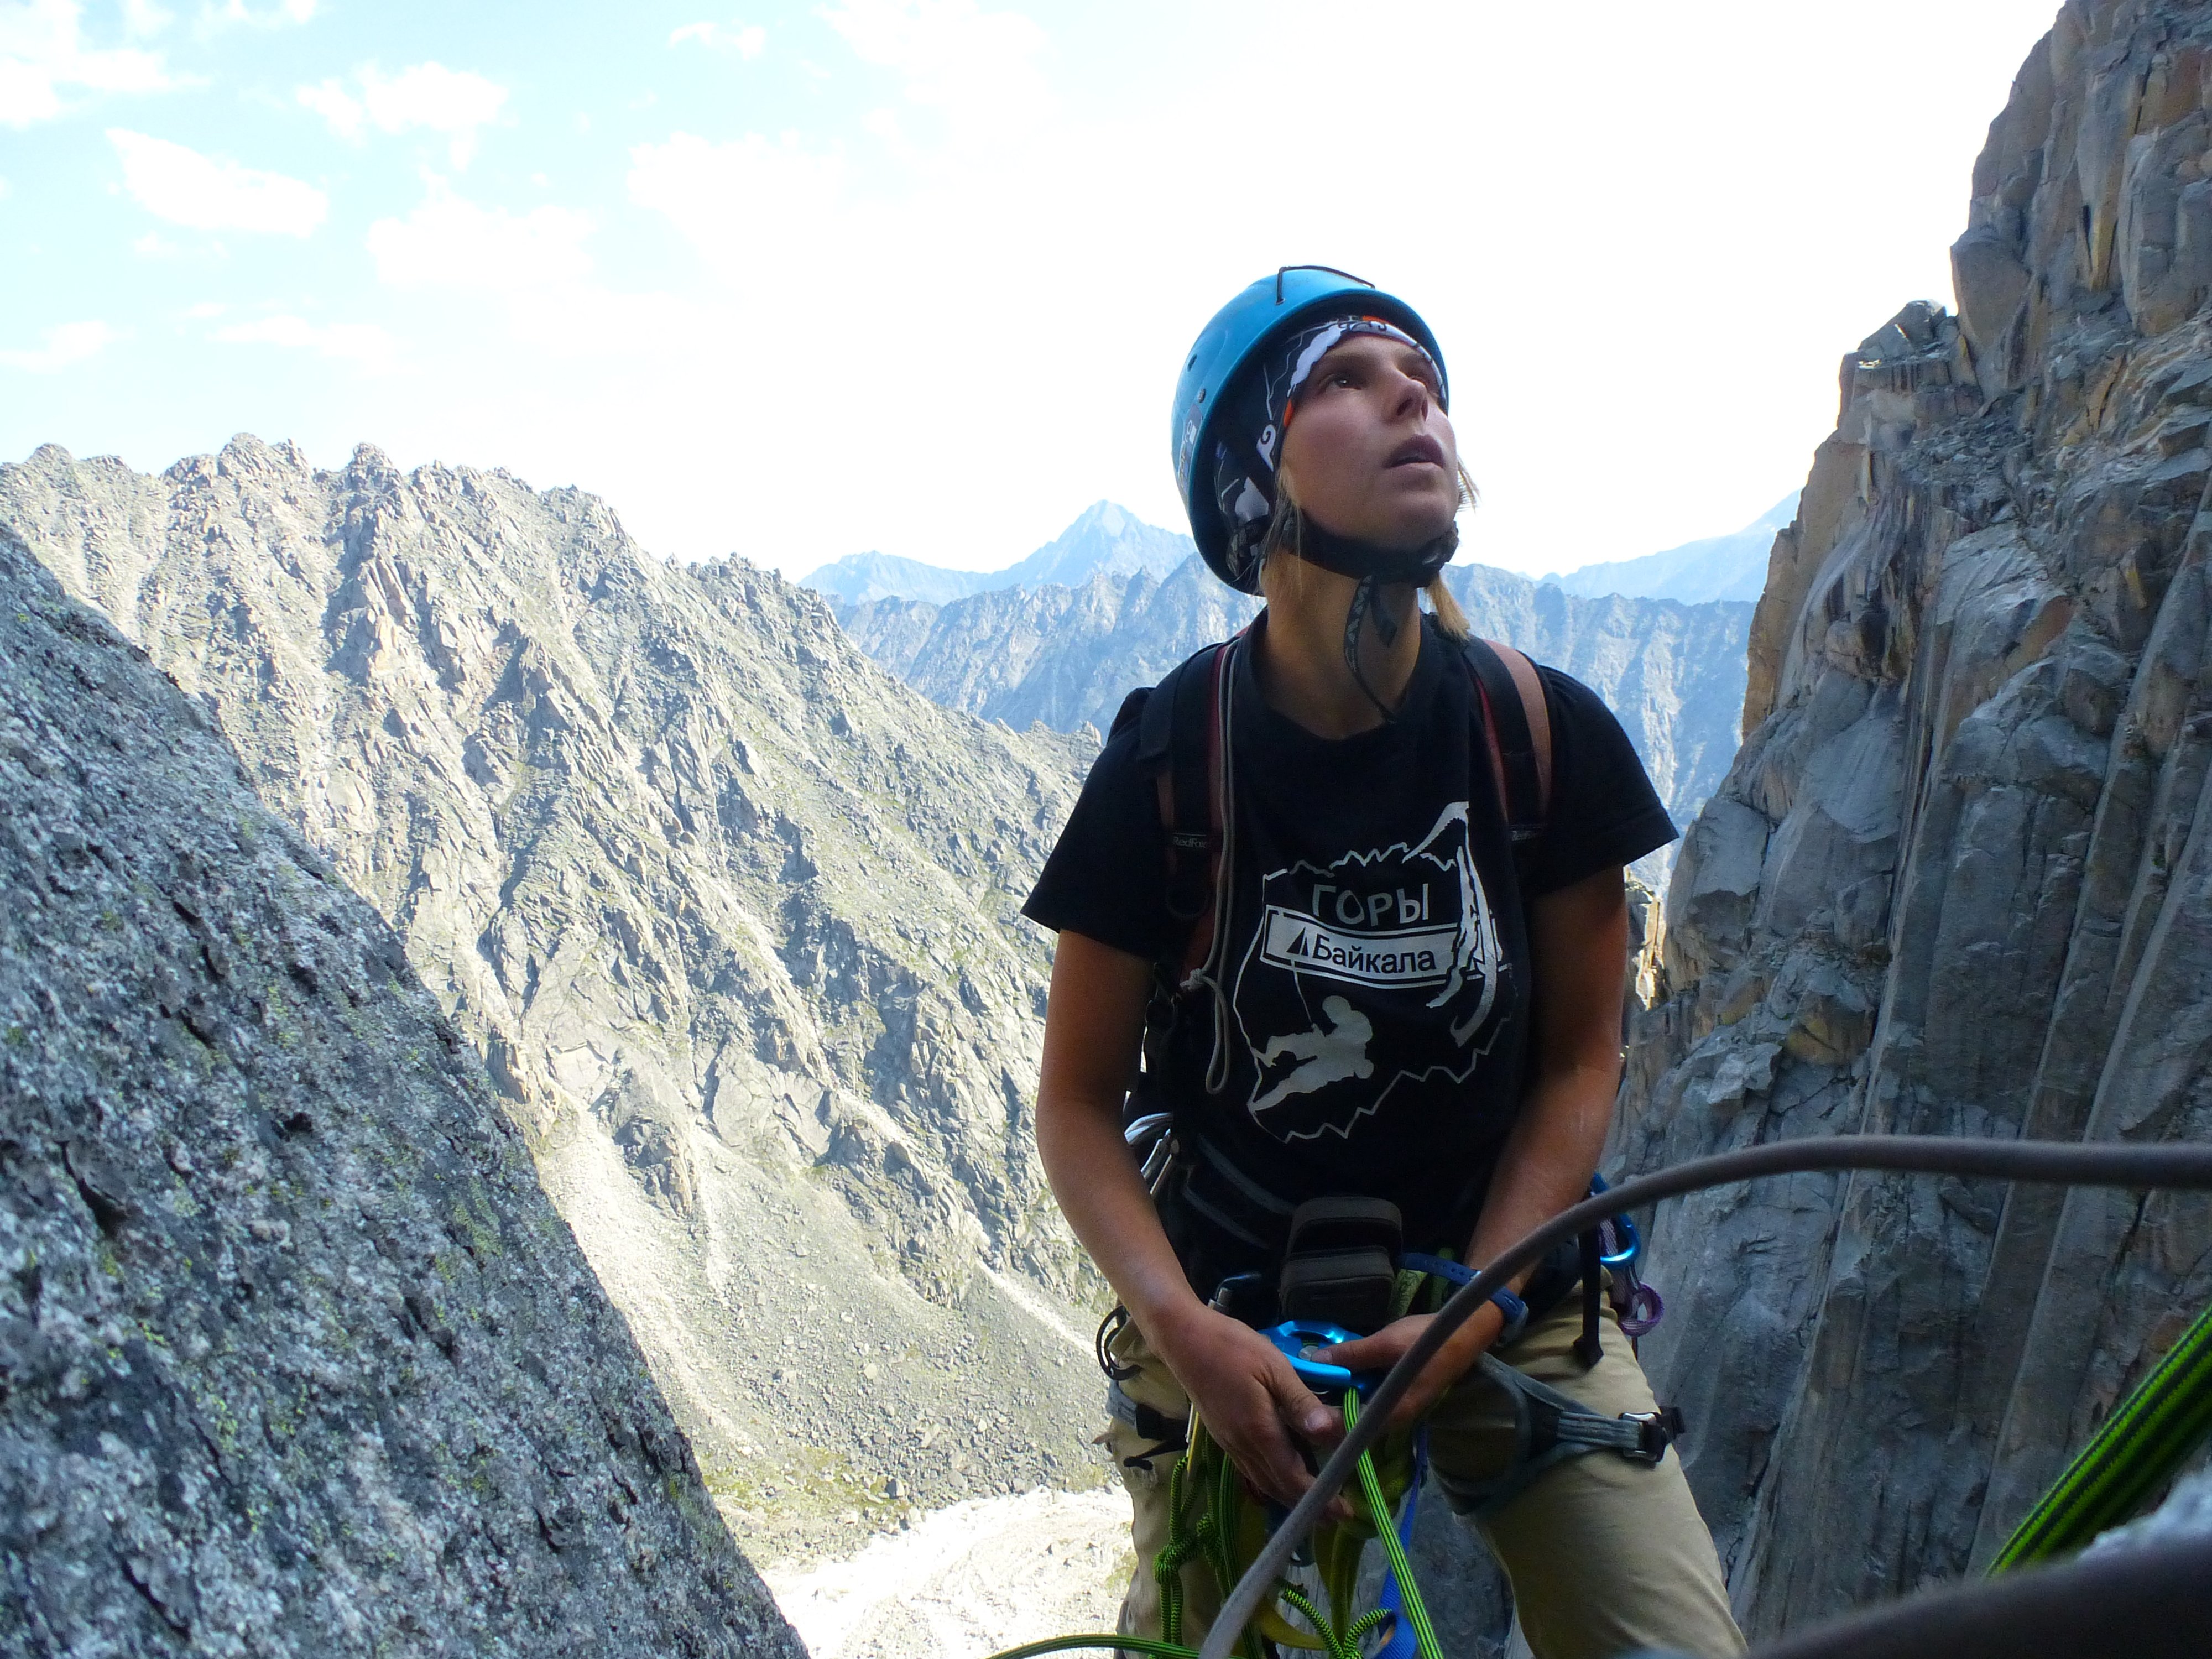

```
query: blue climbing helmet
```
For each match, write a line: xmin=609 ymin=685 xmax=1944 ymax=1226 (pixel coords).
xmin=1171 ymin=265 xmax=1450 ymax=593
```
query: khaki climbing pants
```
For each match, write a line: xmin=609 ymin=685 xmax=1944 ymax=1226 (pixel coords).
xmin=1103 ymin=1299 xmax=1746 ymax=1659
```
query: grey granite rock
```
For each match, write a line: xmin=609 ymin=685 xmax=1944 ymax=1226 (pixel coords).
xmin=1616 ymin=0 xmax=2212 ymax=1636
xmin=0 ymin=438 xmax=1108 ymax=1563
xmin=0 ymin=529 xmax=799 ymax=1655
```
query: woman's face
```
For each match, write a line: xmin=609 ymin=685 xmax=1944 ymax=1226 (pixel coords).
xmin=1277 ymin=333 xmax=1460 ymax=552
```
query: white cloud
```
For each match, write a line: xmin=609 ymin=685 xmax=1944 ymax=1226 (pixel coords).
xmin=0 ymin=319 xmax=122 ymax=372
xmin=1 ymin=0 xmax=173 ymax=127
xmin=295 ymin=76 xmax=362 ymax=140
xmin=626 ymin=132 xmax=852 ymax=281
xmin=297 ymin=61 xmax=507 ymax=166
xmin=215 ymin=313 xmax=397 ymax=371
xmin=108 ymin=128 xmax=326 ymax=235
xmin=820 ymin=0 xmax=1048 ymax=139
xmin=670 ymin=20 xmax=766 ymax=59
xmin=367 ymin=179 xmax=593 ymax=291
xmin=199 ymin=0 xmax=316 ymax=28
xmin=122 ymin=0 xmax=173 ymax=35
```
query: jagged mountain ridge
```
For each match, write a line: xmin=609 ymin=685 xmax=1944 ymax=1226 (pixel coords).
xmin=1618 ymin=0 xmax=2212 ymax=1635
xmin=837 ymin=554 xmax=1754 ymax=844
xmin=0 ymin=527 xmax=799 ymax=1655
xmin=802 ymin=500 xmax=1193 ymax=605
xmin=1 ymin=437 xmax=1108 ymax=1563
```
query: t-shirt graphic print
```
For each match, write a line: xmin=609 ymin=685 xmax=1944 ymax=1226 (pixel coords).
xmin=1230 ymin=800 xmax=1504 ymax=1144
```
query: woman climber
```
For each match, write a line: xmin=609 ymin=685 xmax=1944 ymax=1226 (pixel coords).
xmin=1023 ymin=268 xmax=1747 ymax=1659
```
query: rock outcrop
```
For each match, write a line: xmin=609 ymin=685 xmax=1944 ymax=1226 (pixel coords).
xmin=0 ymin=440 xmax=1105 ymax=1562
xmin=1619 ymin=0 xmax=2212 ymax=1635
xmin=839 ymin=556 xmax=1753 ymax=846
xmin=0 ymin=529 xmax=799 ymax=1654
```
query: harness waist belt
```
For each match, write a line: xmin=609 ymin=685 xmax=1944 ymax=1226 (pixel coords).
xmin=1107 ymin=1379 xmax=1188 ymax=1449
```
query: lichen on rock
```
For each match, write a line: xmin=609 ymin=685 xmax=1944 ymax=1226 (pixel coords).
xmin=0 ymin=529 xmax=799 ymax=1655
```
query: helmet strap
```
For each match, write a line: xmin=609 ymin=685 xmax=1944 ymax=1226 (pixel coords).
xmin=1288 ymin=505 xmax=1458 ymax=587
xmin=1342 ymin=574 xmax=1400 ymax=725
xmin=1281 ymin=504 xmax=1456 ymax=726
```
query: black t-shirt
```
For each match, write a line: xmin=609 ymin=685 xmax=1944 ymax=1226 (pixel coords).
xmin=1024 ymin=614 xmax=1674 ymax=1283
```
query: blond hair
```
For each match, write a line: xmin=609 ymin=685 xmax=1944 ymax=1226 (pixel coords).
xmin=1258 ymin=463 xmax=1479 ymax=639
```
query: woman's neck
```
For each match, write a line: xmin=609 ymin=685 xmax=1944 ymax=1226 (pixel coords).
xmin=1251 ymin=565 xmax=1424 ymax=739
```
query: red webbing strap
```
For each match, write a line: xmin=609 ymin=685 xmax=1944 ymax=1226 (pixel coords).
xmin=1464 ymin=635 xmax=1553 ymax=833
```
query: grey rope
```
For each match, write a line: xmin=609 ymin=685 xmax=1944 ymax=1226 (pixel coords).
xmin=1197 ymin=1134 xmax=2212 ymax=1659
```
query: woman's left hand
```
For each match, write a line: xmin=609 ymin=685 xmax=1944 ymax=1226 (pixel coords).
xmin=1314 ymin=1302 xmax=1505 ymax=1431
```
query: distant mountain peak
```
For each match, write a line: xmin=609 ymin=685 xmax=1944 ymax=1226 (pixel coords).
xmin=1542 ymin=493 xmax=1798 ymax=605
xmin=801 ymin=502 xmax=1195 ymax=606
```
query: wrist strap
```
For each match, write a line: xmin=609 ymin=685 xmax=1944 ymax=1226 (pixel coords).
xmin=1489 ymin=1286 xmax=1530 ymax=1347
xmin=1402 ymin=1252 xmax=1530 ymax=1346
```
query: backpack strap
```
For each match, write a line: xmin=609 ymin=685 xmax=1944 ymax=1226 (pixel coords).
xmin=1136 ymin=637 xmax=1236 ymax=982
xmin=1459 ymin=636 xmax=1554 ymax=841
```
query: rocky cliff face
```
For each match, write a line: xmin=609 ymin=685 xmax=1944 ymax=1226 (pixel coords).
xmin=838 ymin=556 xmax=1752 ymax=844
xmin=0 ymin=528 xmax=798 ymax=1655
xmin=0 ymin=439 xmax=1105 ymax=1563
xmin=1619 ymin=0 xmax=2212 ymax=1634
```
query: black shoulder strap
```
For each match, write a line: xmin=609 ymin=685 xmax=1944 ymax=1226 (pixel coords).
xmin=1108 ymin=685 xmax=1150 ymax=742
xmin=1137 ymin=641 xmax=1228 ymax=931
xmin=1460 ymin=636 xmax=1554 ymax=841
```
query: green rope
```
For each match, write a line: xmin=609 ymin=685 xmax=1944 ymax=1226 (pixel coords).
xmin=1343 ymin=1390 xmax=1444 ymax=1659
xmin=1152 ymin=1457 xmax=1193 ymax=1644
xmin=1277 ymin=1585 xmax=1349 ymax=1658
xmin=1345 ymin=1608 xmax=1395 ymax=1644
xmin=983 ymin=1637 xmax=1202 ymax=1659
xmin=1991 ymin=1295 xmax=2212 ymax=1572
xmin=987 ymin=1389 xmax=1442 ymax=1659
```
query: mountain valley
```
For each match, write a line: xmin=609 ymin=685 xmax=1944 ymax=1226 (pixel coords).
xmin=1 ymin=438 xmax=1111 ymax=1567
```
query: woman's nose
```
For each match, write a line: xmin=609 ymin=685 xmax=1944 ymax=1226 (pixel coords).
xmin=1387 ymin=370 xmax=1432 ymax=420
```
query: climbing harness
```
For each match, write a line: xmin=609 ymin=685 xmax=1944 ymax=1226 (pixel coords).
xmin=1989 ymin=1291 xmax=2212 ymax=1571
xmin=1013 ymin=1138 xmax=2212 ymax=1659
xmin=1397 ymin=1249 xmax=1683 ymax=1517
xmin=1077 ymin=1198 xmax=1675 ymax=1659
xmin=1198 ymin=1135 xmax=2212 ymax=1659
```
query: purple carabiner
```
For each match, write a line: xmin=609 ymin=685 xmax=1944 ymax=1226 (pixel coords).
xmin=1619 ymin=1281 xmax=1665 ymax=1338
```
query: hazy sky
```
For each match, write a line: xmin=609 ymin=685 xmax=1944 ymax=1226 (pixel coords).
xmin=3 ymin=0 xmax=2060 ymax=578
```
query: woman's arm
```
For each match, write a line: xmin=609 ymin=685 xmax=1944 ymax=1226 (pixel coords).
xmin=1322 ymin=865 xmax=1631 ymax=1422
xmin=1037 ymin=930 xmax=1341 ymax=1506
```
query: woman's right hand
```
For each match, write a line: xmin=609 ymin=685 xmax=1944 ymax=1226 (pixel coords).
xmin=1149 ymin=1301 xmax=1348 ymax=1514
